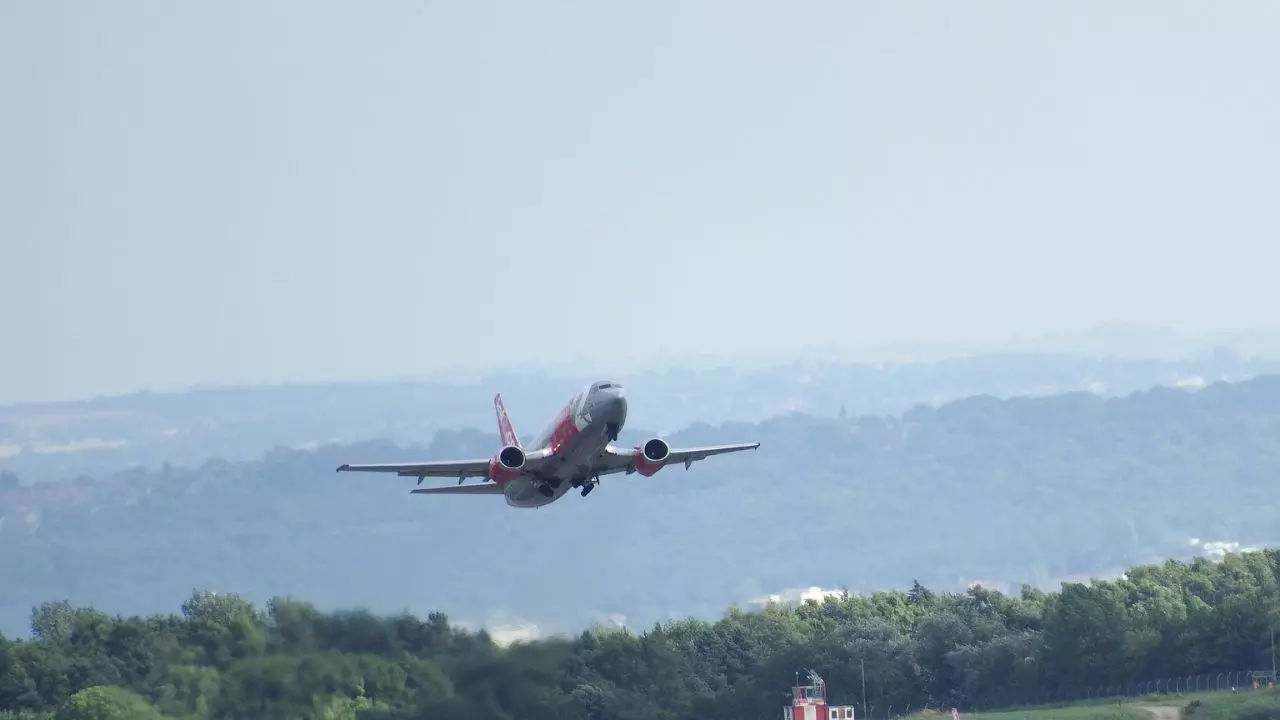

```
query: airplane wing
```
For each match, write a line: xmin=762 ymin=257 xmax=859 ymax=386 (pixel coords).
xmin=410 ymin=484 xmax=505 ymax=495
xmin=336 ymin=459 xmax=492 ymax=480
xmin=596 ymin=442 xmax=760 ymax=476
xmin=336 ymin=448 xmax=553 ymax=482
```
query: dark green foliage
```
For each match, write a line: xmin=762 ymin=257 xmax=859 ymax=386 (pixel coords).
xmin=3 ymin=552 xmax=1280 ymax=720
xmin=52 ymin=685 xmax=166 ymax=720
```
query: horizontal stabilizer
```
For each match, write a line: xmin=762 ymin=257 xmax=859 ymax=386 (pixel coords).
xmin=410 ymin=484 xmax=505 ymax=495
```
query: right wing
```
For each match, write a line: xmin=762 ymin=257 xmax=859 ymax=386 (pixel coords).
xmin=594 ymin=441 xmax=761 ymax=476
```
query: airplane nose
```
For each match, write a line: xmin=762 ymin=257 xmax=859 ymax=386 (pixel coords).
xmin=592 ymin=389 xmax=627 ymax=425
xmin=608 ymin=393 xmax=627 ymax=424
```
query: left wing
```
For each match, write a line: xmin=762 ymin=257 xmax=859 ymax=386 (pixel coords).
xmin=410 ymin=484 xmax=505 ymax=495
xmin=596 ymin=442 xmax=760 ymax=476
xmin=336 ymin=459 xmax=490 ymax=480
xmin=336 ymin=448 xmax=553 ymax=483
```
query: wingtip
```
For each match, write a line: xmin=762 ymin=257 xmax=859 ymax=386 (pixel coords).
xmin=336 ymin=464 xmax=349 ymax=472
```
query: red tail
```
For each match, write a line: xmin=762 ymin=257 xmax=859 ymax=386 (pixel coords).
xmin=494 ymin=394 xmax=520 ymax=448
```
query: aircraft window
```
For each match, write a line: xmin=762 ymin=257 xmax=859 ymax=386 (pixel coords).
xmin=596 ymin=383 xmax=612 ymax=390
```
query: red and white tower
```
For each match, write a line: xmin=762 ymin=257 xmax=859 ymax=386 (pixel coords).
xmin=785 ymin=670 xmax=856 ymax=720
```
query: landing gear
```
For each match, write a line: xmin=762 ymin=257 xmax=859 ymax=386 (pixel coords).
xmin=606 ymin=423 xmax=620 ymax=441
xmin=579 ymin=474 xmax=601 ymax=497
xmin=533 ymin=474 xmax=561 ymax=498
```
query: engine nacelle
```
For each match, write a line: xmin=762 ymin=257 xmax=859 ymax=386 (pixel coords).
xmin=488 ymin=444 xmax=526 ymax=483
xmin=632 ymin=437 xmax=670 ymax=477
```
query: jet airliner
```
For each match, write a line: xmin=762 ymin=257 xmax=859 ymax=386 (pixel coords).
xmin=336 ymin=381 xmax=760 ymax=509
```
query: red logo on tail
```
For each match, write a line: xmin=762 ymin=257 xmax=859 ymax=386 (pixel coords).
xmin=494 ymin=394 xmax=520 ymax=448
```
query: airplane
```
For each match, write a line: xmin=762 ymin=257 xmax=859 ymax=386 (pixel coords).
xmin=335 ymin=380 xmax=760 ymax=509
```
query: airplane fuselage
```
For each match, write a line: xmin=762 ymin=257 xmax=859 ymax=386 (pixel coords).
xmin=501 ymin=381 xmax=627 ymax=508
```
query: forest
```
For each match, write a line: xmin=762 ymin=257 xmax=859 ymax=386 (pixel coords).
xmin=2 ymin=550 xmax=1279 ymax=719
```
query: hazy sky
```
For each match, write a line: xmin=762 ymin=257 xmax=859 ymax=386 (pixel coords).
xmin=3 ymin=1 xmax=1278 ymax=404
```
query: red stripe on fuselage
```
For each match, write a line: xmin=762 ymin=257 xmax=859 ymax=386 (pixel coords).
xmin=549 ymin=405 xmax=580 ymax=453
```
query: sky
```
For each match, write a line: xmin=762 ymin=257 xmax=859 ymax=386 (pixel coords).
xmin=3 ymin=1 xmax=1278 ymax=404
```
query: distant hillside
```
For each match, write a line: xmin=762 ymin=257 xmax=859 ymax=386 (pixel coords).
xmin=2 ymin=374 xmax=1279 ymax=639
xmin=2 ymin=348 xmax=1276 ymax=483
xmin=825 ymin=323 xmax=1280 ymax=363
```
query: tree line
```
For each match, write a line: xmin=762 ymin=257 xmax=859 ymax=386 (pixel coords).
xmin=2 ymin=550 xmax=1278 ymax=720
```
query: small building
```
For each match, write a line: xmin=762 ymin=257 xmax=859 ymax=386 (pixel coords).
xmin=785 ymin=670 xmax=856 ymax=720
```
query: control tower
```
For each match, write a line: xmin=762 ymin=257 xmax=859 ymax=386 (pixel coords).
xmin=785 ymin=670 xmax=856 ymax=720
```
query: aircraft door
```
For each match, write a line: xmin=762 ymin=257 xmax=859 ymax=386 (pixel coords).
xmin=571 ymin=389 xmax=590 ymax=429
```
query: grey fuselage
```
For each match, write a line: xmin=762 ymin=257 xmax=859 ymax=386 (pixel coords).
xmin=502 ymin=380 xmax=628 ymax=509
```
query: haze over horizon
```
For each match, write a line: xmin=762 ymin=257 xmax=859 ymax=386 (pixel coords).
xmin=5 ymin=2 xmax=1278 ymax=405
xmin=5 ymin=320 xmax=1280 ymax=408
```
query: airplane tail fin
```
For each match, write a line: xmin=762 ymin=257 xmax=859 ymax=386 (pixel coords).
xmin=494 ymin=393 xmax=520 ymax=448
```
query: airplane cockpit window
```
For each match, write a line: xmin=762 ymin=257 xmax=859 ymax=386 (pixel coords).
xmin=596 ymin=383 xmax=612 ymax=390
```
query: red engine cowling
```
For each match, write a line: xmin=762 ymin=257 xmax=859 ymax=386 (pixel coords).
xmin=632 ymin=438 xmax=670 ymax=477
xmin=488 ymin=445 xmax=526 ymax=483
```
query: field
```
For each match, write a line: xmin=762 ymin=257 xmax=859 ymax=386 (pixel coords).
xmin=904 ymin=687 xmax=1280 ymax=720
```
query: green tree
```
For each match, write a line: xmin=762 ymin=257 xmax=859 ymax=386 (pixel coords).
xmin=53 ymin=685 xmax=167 ymax=720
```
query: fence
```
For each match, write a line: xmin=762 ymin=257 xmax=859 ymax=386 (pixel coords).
xmin=854 ymin=669 xmax=1278 ymax=719
xmin=1007 ymin=669 xmax=1275 ymax=707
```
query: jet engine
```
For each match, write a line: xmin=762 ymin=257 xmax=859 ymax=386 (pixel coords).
xmin=488 ymin=444 xmax=526 ymax=483
xmin=632 ymin=437 xmax=670 ymax=477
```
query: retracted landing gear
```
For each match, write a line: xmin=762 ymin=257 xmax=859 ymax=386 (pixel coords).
xmin=535 ymin=475 xmax=561 ymax=498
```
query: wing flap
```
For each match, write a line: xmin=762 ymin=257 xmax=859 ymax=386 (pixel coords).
xmin=336 ymin=460 xmax=491 ymax=479
xmin=410 ymin=484 xmax=505 ymax=495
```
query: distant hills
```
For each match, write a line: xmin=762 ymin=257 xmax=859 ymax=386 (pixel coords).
xmin=3 ymin=346 xmax=1277 ymax=484
xmin=812 ymin=323 xmax=1280 ymax=364
xmin=3 ymin=372 xmax=1279 ymax=640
